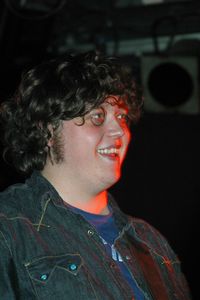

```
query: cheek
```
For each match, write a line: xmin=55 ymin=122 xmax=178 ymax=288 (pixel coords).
xmin=80 ymin=125 xmax=103 ymax=144
xmin=121 ymin=129 xmax=131 ymax=158
xmin=124 ymin=127 xmax=131 ymax=146
xmin=67 ymin=127 xmax=102 ymax=157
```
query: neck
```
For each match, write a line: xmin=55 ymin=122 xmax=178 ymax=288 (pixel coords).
xmin=41 ymin=166 xmax=109 ymax=215
xmin=66 ymin=191 xmax=109 ymax=215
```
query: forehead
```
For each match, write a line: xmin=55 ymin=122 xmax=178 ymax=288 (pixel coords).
xmin=101 ymin=95 xmax=128 ymax=111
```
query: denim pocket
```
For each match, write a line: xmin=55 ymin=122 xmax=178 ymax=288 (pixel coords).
xmin=25 ymin=253 xmax=82 ymax=283
xmin=25 ymin=253 xmax=94 ymax=299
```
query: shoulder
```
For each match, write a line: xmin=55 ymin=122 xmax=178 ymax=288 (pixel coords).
xmin=131 ymin=217 xmax=162 ymax=236
xmin=128 ymin=216 xmax=179 ymax=258
xmin=0 ymin=182 xmax=33 ymax=248
xmin=0 ymin=171 xmax=50 ymax=215
xmin=129 ymin=216 xmax=166 ymax=242
xmin=0 ymin=180 xmax=38 ymax=218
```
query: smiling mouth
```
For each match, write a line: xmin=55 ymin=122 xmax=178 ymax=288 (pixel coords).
xmin=97 ymin=147 xmax=120 ymax=158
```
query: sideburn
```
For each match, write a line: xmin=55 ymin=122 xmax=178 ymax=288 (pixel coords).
xmin=49 ymin=126 xmax=65 ymax=164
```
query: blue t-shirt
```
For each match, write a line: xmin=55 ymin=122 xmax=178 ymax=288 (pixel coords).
xmin=69 ymin=204 xmax=146 ymax=299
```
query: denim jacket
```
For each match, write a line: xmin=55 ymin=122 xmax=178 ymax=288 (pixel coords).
xmin=0 ymin=172 xmax=191 ymax=299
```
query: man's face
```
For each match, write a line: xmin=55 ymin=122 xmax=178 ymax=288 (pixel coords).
xmin=51 ymin=96 xmax=131 ymax=194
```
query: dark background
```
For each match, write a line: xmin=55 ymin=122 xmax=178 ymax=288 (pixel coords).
xmin=0 ymin=1 xmax=199 ymax=299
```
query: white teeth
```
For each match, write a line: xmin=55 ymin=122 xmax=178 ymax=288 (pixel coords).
xmin=97 ymin=148 xmax=119 ymax=154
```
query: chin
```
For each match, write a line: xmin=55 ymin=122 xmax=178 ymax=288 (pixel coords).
xmin=105 ymin=172 xmax=121 ymax=189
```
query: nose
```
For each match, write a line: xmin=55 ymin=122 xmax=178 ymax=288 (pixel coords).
xmin=106 ymin=118 xmax=126 ymax=139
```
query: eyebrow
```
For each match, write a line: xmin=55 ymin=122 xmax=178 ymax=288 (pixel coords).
xmin=108 ymin=97 xmax=129 ymax=110
xmin=114 ymin=103 xmax=129 ymax=113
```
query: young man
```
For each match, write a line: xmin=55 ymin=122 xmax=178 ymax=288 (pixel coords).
xmin=0 ymin=51 xmax=191 ymax=299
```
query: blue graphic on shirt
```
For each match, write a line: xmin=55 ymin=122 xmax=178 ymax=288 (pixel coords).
xmin=100 ymin=237 xmax=123 ymax=261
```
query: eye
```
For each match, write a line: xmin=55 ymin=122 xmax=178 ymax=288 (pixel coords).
xmin=90 ymin=108 xmax=106 ymax=126
xmin=116 ymin=113 xmax=130 ymax=126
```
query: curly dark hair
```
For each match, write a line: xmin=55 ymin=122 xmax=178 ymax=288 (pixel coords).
xmin=0 ymin=50 xmax=143 ymax=174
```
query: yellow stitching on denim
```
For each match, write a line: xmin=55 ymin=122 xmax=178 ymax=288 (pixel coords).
xmin=37 ymin=198 xmax=51 ymax=232
xmin=0 ymin=215 xmax=50 ymax=228
xmin=152 ymin=250 xmax=180 ymax=265
xmin=24 ymin=253 xmax=82 ymax=265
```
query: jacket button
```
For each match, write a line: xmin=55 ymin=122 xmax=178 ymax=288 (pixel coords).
xmin=69 ymin=263 xmax=77 ymax=271
xmin=125 ymin=255 xmax=131 ymax=260
xmin=110 ymin=262 xmax=116 ymax=269
xmin=40 ymin=274 xmax=48 ymax=281
xmin=87 ymin=229 xmax=94 ymax=236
